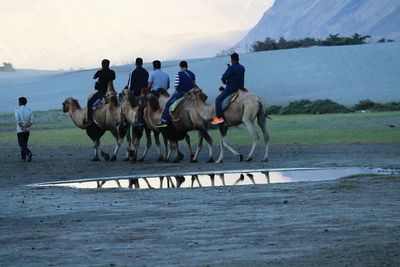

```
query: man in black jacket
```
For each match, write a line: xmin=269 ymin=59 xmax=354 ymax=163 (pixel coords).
xmin=87 ymin=59 xmax=116 ymax=126
xmin=127 ymin=57 xmax=149 ymax=97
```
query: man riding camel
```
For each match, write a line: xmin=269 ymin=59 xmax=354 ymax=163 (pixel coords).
xmin=87 ymin=59 xmax=116 ymax=127
xmin=157 ymin=60 xmax=195 ymax=128
xmin=211 ymin=52 xmax=245 ymax=125
xmin=126 ymin=57 xmax=149 ymax=127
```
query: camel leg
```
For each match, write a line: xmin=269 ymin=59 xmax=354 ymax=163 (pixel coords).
xmin=115 ymin=179 xmax=122 ymax=188
xmin=110 ymin=137 xmax=123 ymax=161
xmin=124 ymin=127 xmax=132 ymax=161
xmin=234 ymin=174 xmax=245 ymax=185
xmin=209 ymin=174 xmax=215 ymax=187
xmin=175 ymin=175 xmax=185 ymax=188
xmin=142 ymin=178 xmax=154 ymax=189
xmin=138 ymin=129 xmax=152 ymax=162
xmin=218 ymin=135 xmax=243 ymax=162
xmin=257 ymin=110 xmax=270 ymax=162
xmin=159 ymin=176 xmax=164 ymax=188
xmin=167 ymin=176 xmax=175 ymax=188
xmin=191 ymin=175 xmax=202 ymax=187
xmin=185 ymin=134 xmax=194 ymax=161
xmin=246 ymin=173 xmax=256 ymax=184
xmin=191 ymin=132 xmax=204 ymax=163
xmin=243 ymin=119 xmax=258 ymax=162
xmin=203 ymin=131 xmax=214 ymax=163
xmin=154 ymin=132 xmax=164 ymax=161
xmin=217 ymin=173 xmax=226 ymax=186
xmin=262 ymin=171 xmax=270 ymax=183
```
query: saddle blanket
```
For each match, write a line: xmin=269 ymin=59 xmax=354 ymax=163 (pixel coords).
xmin=92 ymin=95 xmax=106 ymax=110
xmin=222 ymin=92 xmax=238 ymax=111
xmin=169 ymin=96 xmax=186 ymax=112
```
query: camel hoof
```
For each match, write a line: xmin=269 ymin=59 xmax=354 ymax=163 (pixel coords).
xmin=101 ymin=152 xmax=110 ymax=161
xmin=207 ymin=158 xmax=215 ymax=163
xmin=91 ymin=156 xmax=100 ymax=162
xmin=123 ymin=157 xmax=130 ymax=162
xmin=261 ymin=158 xmax=269 ymax=162
xmin=172 ymin=158 xmax=180 ymax=163
xmin=110 ymin=155 xmax=117 ymax=161
xmin=163 ymin=158 xmax=169 ymax=163
xmin=157 ymin=156 xmax=164 ymax=162
xmin=178 ymin=151 xmax=184 ymax=161
xmin=190 ymin=159 xmax=198 ymax=163
xmin=138 ymin=157 xmax=144 ymax=162
xmin=238 ymin=154 xmax=243 ymax=162
xmin=246 ymin=157 xmax=253 ymax=162
xmin=189 ymin=153 xmax=195 ymax=161
xmin=216 ymin=160 xmax=223 ymax=164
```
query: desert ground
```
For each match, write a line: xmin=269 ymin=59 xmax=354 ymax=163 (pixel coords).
xmin=0 ymin=142 xmax=399 ymax=266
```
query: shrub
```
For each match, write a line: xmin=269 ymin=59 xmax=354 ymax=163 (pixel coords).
xmin=279 ymin=99 xmax=313 ymax=114
xmin=266 ymin=105 xmax=282 ymax=115
xmin=308 ymin=99 xmax=351 ymax=114
xmin=352 ymin=99 xmax=376 ymax=111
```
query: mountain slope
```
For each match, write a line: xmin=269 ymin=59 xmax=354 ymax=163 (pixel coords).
xmin=1 ymin=42 xmax=399 ymax=114
xmin=237 ymin=0 xmax=400 ymax=51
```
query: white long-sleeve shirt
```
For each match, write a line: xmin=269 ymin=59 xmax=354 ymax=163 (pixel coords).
xmin=15 ymin=105 xmax=33 ymax=133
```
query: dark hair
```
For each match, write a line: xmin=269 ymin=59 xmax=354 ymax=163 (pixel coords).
xmin=231 ymin=52 xmax=239 ymax=62
xmin=152 ymin=60 xmax=161 ymax=69
xmin=179 ymin=60 xmax=188 ymax=68
xmin=19 ymin=97 xmax=27 ymax=105
xmin=135 ymin=57 xmax=143 ymax=66
xmin=101 ymin=59 xmax=110 ymax=68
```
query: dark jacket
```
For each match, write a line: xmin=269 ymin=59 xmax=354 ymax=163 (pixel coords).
xmin=128 ymin=66 xmax=149 ymax=96
xmin=175 ymin=70 xmax=195 ymax=94
xmin=221 ymin=63 xmax=245 ymax=91
xmin=93 ymin=68 xmax=116 ymax=93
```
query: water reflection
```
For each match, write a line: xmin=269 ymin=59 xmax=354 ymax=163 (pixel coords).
xmin=31 ymin=167 xmax=395 ymax=190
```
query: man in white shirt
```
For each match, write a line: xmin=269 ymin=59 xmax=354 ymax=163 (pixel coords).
xmin=15 ymin=97 xmax=33 ymax=162
xmin=147 ymin=60 xmax=170 ymax=92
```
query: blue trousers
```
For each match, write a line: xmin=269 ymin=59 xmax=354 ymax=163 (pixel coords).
xmin=17 ymin=131 xmax=31 ymax=160
xmin=215 ymin=87 xmax=236 ymax=117
xmin=161 ymin=92 xmax=184 ymax=123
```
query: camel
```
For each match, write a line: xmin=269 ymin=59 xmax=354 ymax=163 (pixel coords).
xmin=161 ymin=87 xmax=214 ymax=163
xmin=118 ymin=88 xmax=142 ymax=162
xmin=214 ymin=88 xmax=270 ymax=163
xmin=138 ymin=88 xmax=193 ymax=162
xmin=62 ymin=81 xmax=128 ymax=161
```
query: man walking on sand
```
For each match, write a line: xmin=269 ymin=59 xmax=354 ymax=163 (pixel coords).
xmin=15 ymin=97 xmax=33 ymax=162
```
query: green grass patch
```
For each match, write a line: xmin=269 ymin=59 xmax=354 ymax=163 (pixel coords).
xmin=0 ymin=111 xmax=399 ymax=145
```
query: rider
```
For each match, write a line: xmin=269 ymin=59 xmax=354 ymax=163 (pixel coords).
xmin=147 ymin=60 xmax=170 ymax=92
xmin=127 ymin=57 xmax=149 ymax=97
xmin=87 ymin=59 xmax=116 ymax=126
xmin=210 ymin=52 xmax=245 ymax=125
xmin=157 ymin=60 xmax=195 ymax=128
xmin=126 ymin=57 xmax=149 ymax=126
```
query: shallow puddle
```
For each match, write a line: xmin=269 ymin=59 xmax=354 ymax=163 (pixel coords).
xmin=30 ymin=167 xmax=399 ymax=190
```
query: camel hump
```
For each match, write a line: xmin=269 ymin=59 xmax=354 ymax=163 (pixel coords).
xmin=238 ymin=88 xmax=248 ymax=92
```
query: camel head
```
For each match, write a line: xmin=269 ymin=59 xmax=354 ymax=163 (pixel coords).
xmin=62 ymin=97 xmax=80 ymax=113
xmin=186 ymin=87 xmax=208 ymax=103
xmin=119 ymin=88 xmax=139 ymax=108
xmin=105 ymin=89 xmax=119 ymax=106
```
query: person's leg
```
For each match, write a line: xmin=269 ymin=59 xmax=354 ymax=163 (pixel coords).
xmin=17 ymin=132 xmax=25 ymax=160
xmin=212 ymin=89 xmax=232 ymax=124
xmin=25 ymin=131 xmax=32 ymax=161
xmin=17 ymin=132 xmax=30 ymax=160
xmin=158 ymin=93 xmax=181 ymax=127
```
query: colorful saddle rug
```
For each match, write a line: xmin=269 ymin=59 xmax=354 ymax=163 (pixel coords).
xmin=169 ymin=96 xmax=186 ymax=112
xmin=222 ymin=92 xmax=239 ymax=111
xmin=92 ymin=95 xmax=107 ymax=110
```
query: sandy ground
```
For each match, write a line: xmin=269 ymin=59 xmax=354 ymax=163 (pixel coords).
xmin=1 ymin=142 xmax=400 ymax=266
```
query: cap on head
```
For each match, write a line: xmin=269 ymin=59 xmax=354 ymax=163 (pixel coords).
xmin=231 ymin=52 xmax=239 ymax=62
xmin=135 ymin=57 xmax=143 ymax=66
xmin=18 ymin=97 xmax=27 ymax=105
xmin=101 ymin=59 xmax=110 ymax=68
xmin=152 ymin=60 xmax=161 ymax=69
xmin=179 ymin=60 xmax=188 ymax=68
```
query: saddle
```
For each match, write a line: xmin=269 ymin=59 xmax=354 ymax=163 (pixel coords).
xmin=222 ymin=92 xmax=239 ymax=111
xmin=169 ymin=96 xmax=186 ymax=113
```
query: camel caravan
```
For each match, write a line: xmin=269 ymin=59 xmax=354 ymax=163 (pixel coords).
xmin=62 ymin=54 xmax=270 ymax=164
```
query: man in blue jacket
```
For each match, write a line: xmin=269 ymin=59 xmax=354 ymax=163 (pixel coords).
xmin=157 ymin=60 xmax=195 ymax=127
xmin=211 ymin=52 xmax=245 ymax=125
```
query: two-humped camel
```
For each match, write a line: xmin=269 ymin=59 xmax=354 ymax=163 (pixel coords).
xmin=62 ymin=81 xmax=128 ymax=161
xmin=162 ymin=87 xmax=269 ymax=163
